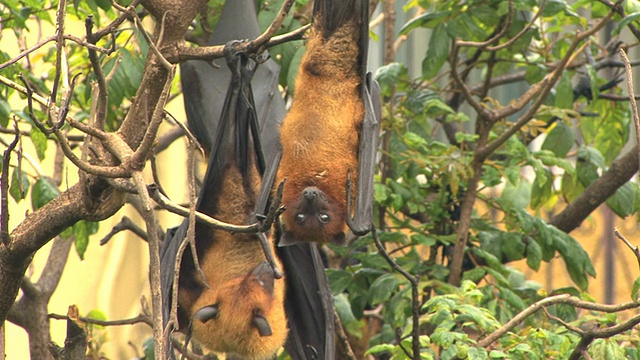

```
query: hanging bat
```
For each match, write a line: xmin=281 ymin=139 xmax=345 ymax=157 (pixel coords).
xmin=161 ymin=1 xmax=336 ymax=359
xmin=276 ymin=0 xmax=381 ymax=246
xmin=166 ymin=49 xmax=288 ymax=359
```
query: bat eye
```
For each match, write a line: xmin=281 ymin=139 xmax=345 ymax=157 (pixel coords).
xmin=318 ymin=213 xmax=330 ymax=224
xmin=296 ymin=213 xmax=307 ymax=223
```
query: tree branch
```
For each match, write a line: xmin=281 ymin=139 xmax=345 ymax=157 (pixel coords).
xmin=549 ymin=146 xmax=638 ymax=232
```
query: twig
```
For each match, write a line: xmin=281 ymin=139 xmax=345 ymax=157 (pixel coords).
xmin=479 ymin=294 xmax=572 ymax=347
xmin=614 ymin=228 xmax=640 ymax=272
xmin=479 ymin=4 xmax=619 ymax=159
xmin=49 ymin=312 xmax=152 ymax=327
xmin=163 ymin=111 xmax=204 ymax=156
xmin=478 ymin=294 xmax=640 ymax=348
xmin=567 ymin=313 xmax=640 ymax=360
xmin=85 ymin=15 xmax=109 ymax=130
xmin=49 ymin=0 xmax=67 ymax=110
xmin=132 ymin=10 xmax=173 ymax=70
xmin=0 ymin=34 xmax=112 ymax=70
xmin=456 ymin=0 xmax=515 ymax=49
xmin=249 ymin=0 xmax=296 ymax=52
xmin=132 ymin=168 xmax=165 ymax=357
xmin=1 ymin=74 xmax=132 ymax=178
xmin=130 ymin=66 xmax=177 ymax=169
xmin=371 ymin=227 xmax=420 ymax=360
xmin=619 ymin=48 xmax=640 ymax=172
xmin=148 ymin=186 xmax=263 ymax=233
xmin=334 ymin=309 xmax=357 ymax=360
xmin=485 ymin=0 xmax=545 ymax=52
xmin=1 ymin=120 xmax=20 ymax=245
xmin=172 ymin=1 xmax=301 ymax=63
xmin=99 ymin=216 xmax=148 ymax=245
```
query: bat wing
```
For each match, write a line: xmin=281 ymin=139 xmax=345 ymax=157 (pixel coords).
xmin=348 ymin=73 xmax=381 ymax=235
xmin=277 ymin=243 xmax=335 ymax=360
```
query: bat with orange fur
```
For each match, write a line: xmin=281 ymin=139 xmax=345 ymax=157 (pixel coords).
xmin=276 ymin=0 xmax=381 ymax=246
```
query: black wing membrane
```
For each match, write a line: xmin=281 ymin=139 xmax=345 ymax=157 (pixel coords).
xmin=312 ymin=0 xmax=381 ymax=236
xmin=161 ymin=0 xmax=335 ymax=359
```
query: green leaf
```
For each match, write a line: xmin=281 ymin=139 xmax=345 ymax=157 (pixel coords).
xmin=530 ymin=168 xmax=552 ymax=209
xmin=500 ymin=232 xmax=526 ymax=262
xmin=30 ymin=125 xmax=48 ymax=161
xmin=613 ymin=12 xmax=640 ymax=35
xmin=142 ymin=337 xmax=155 ymax=360
xmin=589 ymin=339 xmax=626 ymax=360
xmin=555 ymin=71 xmax=573 ymax=109
xmin=541 ymin=0 xmax=573 ymax=17
xmin=552 ymin=229 xmax=595 ymax=290
xmin=9 ymin=168 xmax=30 ymax=202
xmin=86 ymin=309 xmax=107 ymax=330
xmin=399 ymin=11 xmax=450 ymax=34
xmin=95 ymin=0 xmax=111 ymax=11
xmin=422 ymin=24 xmax=450 ymax=79
xmin=375 ymin=62 xmax=407 ymax=98
xmin=631 ymin=276 xmax=640 ymax=301
xmin=327 ymin=269 xmax=353 ymax=295
xmin=462 ymin=267 xmax=486 ymax=283
xmin=366 ymin=343 xmax=395 ymax=355
xmin=526 ymin=237 xmax=543 ymax=271
xmin=541 ymin=121 xmax=574 ymax=157
xmin=31 ymin=177 xmax=60 ymax=211
xmin=74 ymin=221 xmax=90 ymax=260
xmin=334 ymin=293 xmax=364 ymax=338
xmin=606 ymin=182 xmax=637 ymax=217
xmin=369 ymin=273 xmax=400 ymax=306
xmin=0 ymin=99 xmax=10 ymax=127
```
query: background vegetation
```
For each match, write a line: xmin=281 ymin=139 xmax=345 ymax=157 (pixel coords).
xmin=2 ymin=0 xmax=640 ymax=359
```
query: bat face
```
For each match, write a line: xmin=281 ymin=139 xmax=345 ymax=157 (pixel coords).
xmin=191 ymin=261 xmax=288 ymax=359
xmin=280 ymin=186 xmax=348 ymax=246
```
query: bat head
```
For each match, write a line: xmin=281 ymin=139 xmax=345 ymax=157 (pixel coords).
xmin=190 ymin=261 xmax=288 ymax=358
xmin=279 ymin=186 xmax=347 ymax=246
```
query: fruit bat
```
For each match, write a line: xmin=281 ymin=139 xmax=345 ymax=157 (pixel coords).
xmin=276 ymin=0 xmax=381 ymax=246
xmin=162 ymin=48 xmax=288 ymax=358
xmin=161 ymin=1 xmax=336 ymax=359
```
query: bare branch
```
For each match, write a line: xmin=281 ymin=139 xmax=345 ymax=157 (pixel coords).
xmin=619 ymin=48 xmax=640 ymax=171
xmin=85 ymin=15 xmax=109 ymax=131
xmin=614 ymin=228 xmax=640 ymax=272
xmin=172 ymin=1 xmax=301 ymax=63
xmin=371 ymin=228 xmax=420 ymax=360
xmin=148 ymin=186 xmax=262 ymax=233
xmin=456 ymin=0 xmax=515 ymax=49
xmin=1 ymin=120 xmax=20 ymax=245
xmin=99 ymin=216 xmax=148 ymax=245
xmin=478 ymin=294 xmax=640 ymax=348
xmin=49 ymin=312 xmax=152 ymax=327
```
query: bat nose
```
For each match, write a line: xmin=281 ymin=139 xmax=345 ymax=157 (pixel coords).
xmin=303 ymin=188 xmax=320 ymax=201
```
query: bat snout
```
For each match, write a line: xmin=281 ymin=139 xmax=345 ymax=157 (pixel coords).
xmin=303 ymin=187 xmax=322 ymax=202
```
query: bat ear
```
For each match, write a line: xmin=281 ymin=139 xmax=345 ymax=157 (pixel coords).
xmin=278 ymin=230 xmax=302 ymax=247
xmin=194 ymin=304 xmax=219 ymax=323
xmin=330 ymin=231 xmax=347 ymax=246
xmin=252 ymin=313 xmax=273 ymax=337
xmin=249 ymin=261 xmax=275 ymax=295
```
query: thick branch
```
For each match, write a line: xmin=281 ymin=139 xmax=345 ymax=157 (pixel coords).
xmin=549 ymin=146 xmax=638 ymax=232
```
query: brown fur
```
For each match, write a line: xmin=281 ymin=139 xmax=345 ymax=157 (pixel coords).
xmin=276 ymin=16 xmax=364 ymax=244
xmin=179 ymin=164 xmax=288 ymax=359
